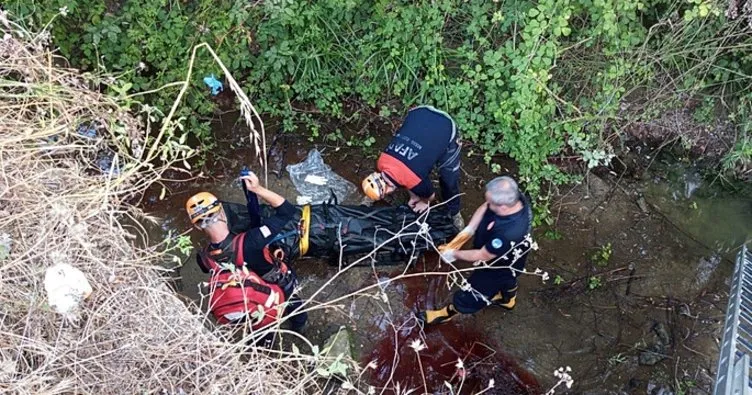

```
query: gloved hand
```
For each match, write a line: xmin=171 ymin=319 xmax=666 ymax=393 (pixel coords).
xmin=440 ymin=249 xmax=456 ymax=263
xmin=438 ymin=226 xmax=474 ymax=252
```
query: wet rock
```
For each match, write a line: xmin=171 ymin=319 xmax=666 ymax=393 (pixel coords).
xmin=639 ymin=322 xmax=671 ymax=366
xmin=322 ymin=326 xmax=353 ymax=361
xmin=653 ymin=322 xmax=671 ymax=346
xmin=267 ymin=134 xmax=287 ymax=179
xmin=647 ymin=381 xmax=674 ymax=395
xmin=682 ymin=171 xmax=702 ymax=199
xmin=627 ymin=377 xmax=642 ymax=389
xmin=695 ymin=254 xmax=721 ymax=287
xmin=638 ymin=350 xmax=665 ymax=366
xmin=636 ymin=195 xmax=649 ymax=213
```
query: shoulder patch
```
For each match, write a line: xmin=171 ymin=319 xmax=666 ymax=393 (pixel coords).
xmin=491 ymin=238 xmax=503 ymax=249
xmin=259 ymin=226 xmax=271 ymax=238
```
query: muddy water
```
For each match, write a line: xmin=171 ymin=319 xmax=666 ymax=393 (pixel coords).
xmin=142 ymin=117 xmax=752 ymax=394
xmin=365 ymin=321 xmax=540 ymax=394
xmin=362 ymin=268 xmax=541 ymax=394
xmin=645 ymin=162 xmax=752 ymax=254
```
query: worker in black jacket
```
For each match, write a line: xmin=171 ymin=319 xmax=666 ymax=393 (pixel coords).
xmin=417 ymin=176 xmax=534 ymax=325
xmin=362 ymin=105 xmax=464 ymax=229
xmin=186 ymin=172 xmax=307 ymax=332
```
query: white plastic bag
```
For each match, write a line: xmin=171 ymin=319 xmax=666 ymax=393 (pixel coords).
xmin=44 ymin=263 xmax=92 ymax=316
xmin=286 ymin=149 xmax=356 ymax=204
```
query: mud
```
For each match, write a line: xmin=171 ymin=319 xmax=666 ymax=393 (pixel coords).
xmin=143 ymin=114 xmax=752 ymax=394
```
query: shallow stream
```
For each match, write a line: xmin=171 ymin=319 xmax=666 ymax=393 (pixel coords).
xmin=142 ymin=118 xmax=751 ymax=394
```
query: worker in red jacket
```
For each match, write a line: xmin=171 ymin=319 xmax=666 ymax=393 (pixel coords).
xmin=362 ymin=106 xmax=464 ymax=229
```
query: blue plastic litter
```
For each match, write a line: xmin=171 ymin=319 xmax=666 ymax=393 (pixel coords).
xmin=96 ymin=152 xmax=121 ymax=176
xmin=203 ymin=74 xmax=223 ymax=96
xmin=76 ymin=123 xmax=97 ymax=138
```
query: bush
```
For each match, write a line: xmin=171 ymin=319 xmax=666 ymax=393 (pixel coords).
xmin=7 ymin=0 xmax=752 ymax=222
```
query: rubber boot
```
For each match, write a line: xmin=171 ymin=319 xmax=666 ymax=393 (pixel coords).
xmin=416 ymin=304 xmax=458 ymax=325
xmin=490 ymin=286 xmax=518 ymax=310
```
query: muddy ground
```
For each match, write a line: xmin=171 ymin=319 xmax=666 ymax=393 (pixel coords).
xmin=143 ymin=114 xmax=751 ymax=394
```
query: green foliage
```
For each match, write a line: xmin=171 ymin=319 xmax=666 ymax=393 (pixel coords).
xmin=588 ymin=276 xmax=602 ymax=290
xmin=723 ymin=95 xmax=752 ymax=179
xmin=607 ymin=353 xmax=627 ymax=366
xmin=11 ymin=0 xmax=752 ymax=216
xmin=543 ymin=229 xmax=563 ymax=240
xmin=692 ymin=96 xmax=717 ymax=125
xmin=591 ymin=242 xmax=612 ymax=266
xmin=553 ymin=275 xmax=565 ymax=285
xmin=165 ymin=232 xmax=193 ymax=266
xmin=175 ymin=235 xmax=194 ymax=257
xmin=7 ymin=0 xmax=257 ymax=146
xmin=676 ymin=379 xmax=696 ymax=395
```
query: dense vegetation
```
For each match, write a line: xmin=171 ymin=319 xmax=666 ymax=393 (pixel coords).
xmin=8 ymin=0 xmax=752 ymax=222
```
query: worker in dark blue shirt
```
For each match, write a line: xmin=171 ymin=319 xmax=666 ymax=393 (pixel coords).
xmin=361 ymin=106 xmax=464 ymax=230
xmin=416 ymin=176 xmax=534 ymax=325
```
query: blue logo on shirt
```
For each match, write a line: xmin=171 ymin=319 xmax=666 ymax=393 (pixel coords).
xmin=492 ymin=238 xmax=503 ymax=249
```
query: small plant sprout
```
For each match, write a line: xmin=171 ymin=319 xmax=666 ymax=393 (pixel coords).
xmin=591 ymin=242 xmax=612 ymax=266
xmin=588 ymin=276 xmax=602 ymax=290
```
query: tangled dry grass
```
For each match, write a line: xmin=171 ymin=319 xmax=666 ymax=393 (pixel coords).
xmin=0 ymin=18 xmax=319 ymax=395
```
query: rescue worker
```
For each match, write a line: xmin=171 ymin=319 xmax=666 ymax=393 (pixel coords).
xmin=185 ymin=172 xmax=307 ymax=332
xmin=417 ymin=176 xmax=534 ymax=325
xmin=361 ymin=105 xmax=464 ymax=230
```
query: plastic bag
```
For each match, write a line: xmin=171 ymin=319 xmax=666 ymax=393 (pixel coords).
xmin=286 ymin=149 xmax=356 ymax=204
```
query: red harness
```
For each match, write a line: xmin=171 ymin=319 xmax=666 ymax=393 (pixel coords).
xmin=201 ymin=233 xmax=287 ymax=329
xmin=208 ymin=269 xmax=285 ymax=328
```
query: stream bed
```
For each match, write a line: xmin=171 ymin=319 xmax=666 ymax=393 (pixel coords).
xmin=142 ymin=119 xmax=751 ymax=394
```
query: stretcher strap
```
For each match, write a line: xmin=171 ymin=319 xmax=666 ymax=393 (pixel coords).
xmin=299 ymin=204 xmax=311 ymax=256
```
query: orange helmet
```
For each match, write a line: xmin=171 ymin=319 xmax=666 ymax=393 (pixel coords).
xmin=362 ymin=172 xmax=388 ymax=201
xmin=186 ymin=192 xmax=221 ymax=224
